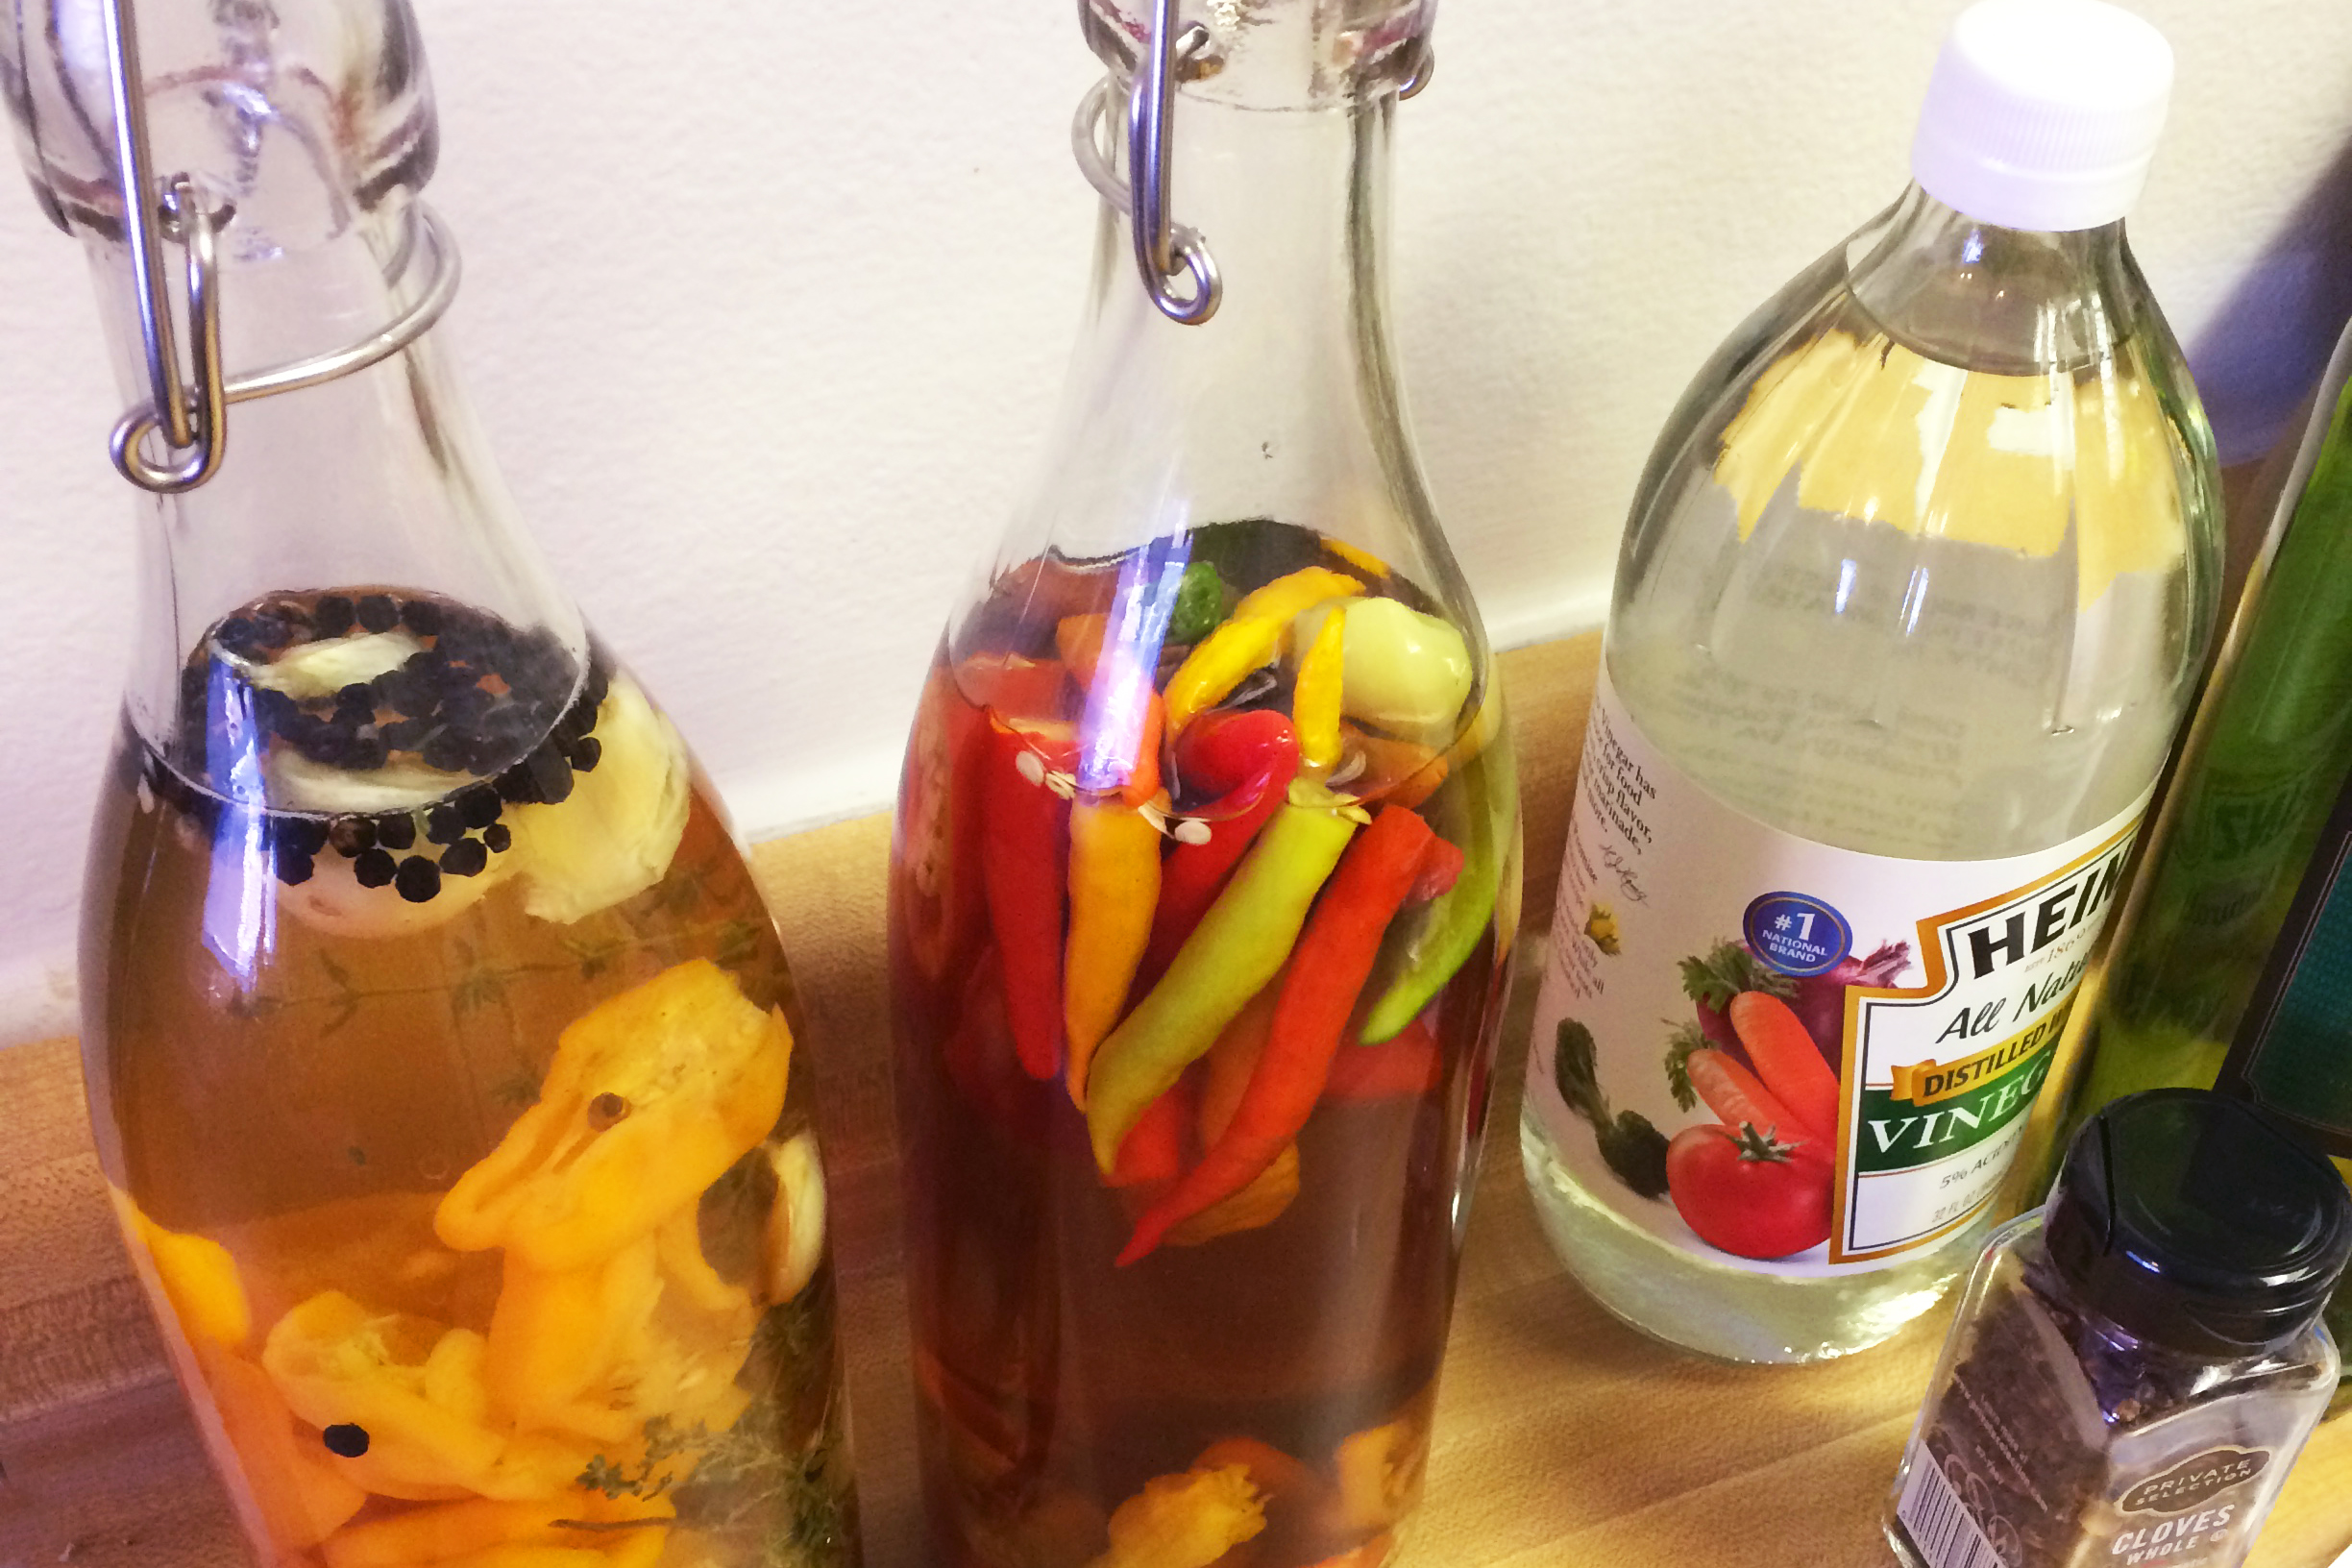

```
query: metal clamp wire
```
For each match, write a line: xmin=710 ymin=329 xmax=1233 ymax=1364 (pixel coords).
xmin=110 ymin=179 xmax=226 ymax=493
xmin=94 ymin=0 xmax=463 ymax=495
xmin=1070 ymin=17 xmax=1433 ymax=327
xmin=100 ymin=0 xmax=193 ymax=453
xmin=110 ymin=204 xmax=462 ymax=494
xmin=1126 ymin=0 xmax=1218 ymax=325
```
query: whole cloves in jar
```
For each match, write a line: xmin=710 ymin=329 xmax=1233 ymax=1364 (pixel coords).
xmin=1888 ymin=1089 xmax=2352 ymax=1568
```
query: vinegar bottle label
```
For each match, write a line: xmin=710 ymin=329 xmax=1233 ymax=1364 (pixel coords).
xmin=1531 ymin=669 xmax=2146 ymax=1274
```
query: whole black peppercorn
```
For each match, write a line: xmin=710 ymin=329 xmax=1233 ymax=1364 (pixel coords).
xmin=376 ymin=813 xmax=417 ymax=850
xmin=425 ymin=803 xmax=465 ymax=845
xmin=321 ymin=1424 xmax=370 ymax=1458
xmin=214 ymin=617 xmax=261 ymax=657
xmin=313 ymin=596 xmax=355 ymax=638
xmin=569 ymin=736 xmax=602 ymax=773
xmin=421 ymin=730 xmax=470 ymax=772
xmin=483 ymin=822 xmax=512 ymax=853
xmin=457 ymin=783 xmax=502 ymax=829
xmin=439 ymin=838 xmax=489 ymax=878
xmin=393 ymin=856 xmax=441 ymax=903
xmin=524 ymin=746 xmax=574 ymax=806
xmin=401 ymin=599 xmax=444 ymax=636
xmin=495 ymin=762 xmax=541 ymax=805
xmin=356 ymin=594 xmax=400 ymax=634
xmin=353 ymin=848 xmax=398 ymax=888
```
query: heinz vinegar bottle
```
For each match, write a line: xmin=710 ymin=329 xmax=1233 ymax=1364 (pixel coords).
xmin=1521 ymin=0 xmax=2222 ymax=1362
xmin=3 ymin=2 xmax=859 ymax=1561
xmin=885 ymin=1 xmax=1520 ymax=1561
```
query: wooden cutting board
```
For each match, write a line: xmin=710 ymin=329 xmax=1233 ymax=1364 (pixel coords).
xmin=5 ymin=634 xmax=2346 ymax=1568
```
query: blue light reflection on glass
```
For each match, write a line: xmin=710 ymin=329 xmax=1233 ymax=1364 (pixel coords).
xmin=1962 ymin=231 xmax=1985 ymax=265
xmin=1899 ymin=564 xmax=1931 ymax=636
xmin=1834 ymin=557 xmax=1858 ymax=614
xmin=1076 ymin=532 xmax=1190 ymax=796
xmin=199 ymin=662 xmax=278 ymax=987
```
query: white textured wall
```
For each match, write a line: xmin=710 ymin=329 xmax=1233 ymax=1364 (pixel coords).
xmin=2 ymin=0 xmax=2349 ymax=1041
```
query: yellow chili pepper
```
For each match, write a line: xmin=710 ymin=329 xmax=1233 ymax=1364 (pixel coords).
xmin=1087 ymin=1464 xmax=1267 ymax=1568
xmin=262 ymin=1291 xmax=510 ymax=1498
xmin=484 ymin=1240 xmax=662 ymax=1435
xmin=122 ymin=1199 xmax=253 ymax=1347
xmin=1291 ymin=608 xmax=1346 ymax=773
xmin=436 ymin=960 xmax=790 ymax=1273
xmin=198 ymin=1340 xmax=369 ymax=1551
xmin=1162 ymin=567 xmax=1362 ymax=734
xmin=323 ymin=1490 xmax=675 ymax=1568
xmin=1335 ymin=1414 xmax=1427 ymax=1532
xmin=429 ymin=1546 xmax=609 ymax=1568
xmin=1065 ymin=797 xmax=1165 ymax=1106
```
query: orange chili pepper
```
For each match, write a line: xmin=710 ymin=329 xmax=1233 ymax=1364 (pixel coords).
xmin=1065 ymin=798 xmax=1164 ymax=1105
xmin=1056 ymin=614 xmax=1108 ymax=686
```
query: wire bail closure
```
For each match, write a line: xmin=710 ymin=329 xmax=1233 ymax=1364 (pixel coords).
xmin=1071 ymin=6 xmax=1434 ymax=328
xmin=95 ymin=0 xmax=460 ymax=495
xmin=1124 ymin=0 xmax=1217 ymax=325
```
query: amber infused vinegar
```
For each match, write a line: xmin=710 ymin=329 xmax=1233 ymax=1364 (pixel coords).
xmin=82 ymin=588 xmax=858 ymax=1568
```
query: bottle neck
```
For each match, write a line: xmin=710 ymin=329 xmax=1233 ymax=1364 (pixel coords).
xmin=1000 ymin=87 xmax=1433 ymax=567
xmin=1848 ymin=184 xmax=2139 ymax=376
xmin=86 ymin=198 xmax=580 ymax=749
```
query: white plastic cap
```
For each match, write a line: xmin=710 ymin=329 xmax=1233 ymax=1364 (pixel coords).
xmin=1910 ymin=0 xmax=2174 ymax=233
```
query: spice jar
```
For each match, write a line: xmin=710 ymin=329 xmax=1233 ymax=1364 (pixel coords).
xmin=1889 ymin=1090 xmax=2351 ymax=1568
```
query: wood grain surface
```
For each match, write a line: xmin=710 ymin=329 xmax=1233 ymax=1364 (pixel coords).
xmin=5 ymin=634 xmax=2347 ymax=1568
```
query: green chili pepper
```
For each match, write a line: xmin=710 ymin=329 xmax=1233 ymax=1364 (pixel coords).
xmin=1166 ymin=559 xmax=1228 ymax=644
xmin=1084 ymin=796 xmax=1359 ymax=1173
xmin=1359 ymin=725 xmax=1520 ymax=1042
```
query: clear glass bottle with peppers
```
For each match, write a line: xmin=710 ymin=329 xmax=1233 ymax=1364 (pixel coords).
xmin=3 ymin=3 xmax=857 ymax=1563
xmin=885 ymin=3 xmax=1519 ymax=1564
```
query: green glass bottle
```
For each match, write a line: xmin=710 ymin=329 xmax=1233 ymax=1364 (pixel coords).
xmin=2044 ymin=325 xmax=2352 ymax=1363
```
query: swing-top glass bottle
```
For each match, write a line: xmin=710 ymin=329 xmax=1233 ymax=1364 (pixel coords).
xmin=2 ymin=2 xmax=858 ymax=1562
xmin=886 ymin=2 xmax=1520 ymax=1563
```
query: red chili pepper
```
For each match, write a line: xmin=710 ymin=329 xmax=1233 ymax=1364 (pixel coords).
xmin=1120 ymin=805 xmax=1448 ymax=1264
xmin=1108 ymin=1069 xmax=1191 ymax=1188
xmin=958 ymin=652 xmax=1071 ymax=724
xmin=1324 ymin=1017 xmax=1443 ymax=1101
xmin=939 ymin=947 xmax=1051 ymax=1140
xmin=980 ymin=717 xmax=1077 ymax=1080
xmin=1144 ymin=710 xmax=1301 ymax=976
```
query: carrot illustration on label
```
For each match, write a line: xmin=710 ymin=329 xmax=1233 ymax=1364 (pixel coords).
xmin=1727 ymin=991 xmax=1841 ymax=1140
xmin=1665 ymin=1027 xmax=1827 ymax=1148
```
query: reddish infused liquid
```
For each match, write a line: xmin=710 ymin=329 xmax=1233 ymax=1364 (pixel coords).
xmin=889 ymin=524 xmax=1515 ymax=1568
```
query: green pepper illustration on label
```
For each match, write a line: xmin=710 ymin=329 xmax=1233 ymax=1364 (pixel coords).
xmin=1531 ymin=673 xmax=2146 ymax=1274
